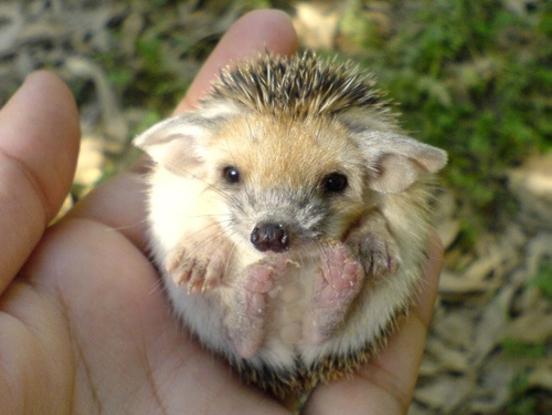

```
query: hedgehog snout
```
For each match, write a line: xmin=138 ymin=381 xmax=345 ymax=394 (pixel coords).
xmin=250 ymin=222 xmax=290 ymax=253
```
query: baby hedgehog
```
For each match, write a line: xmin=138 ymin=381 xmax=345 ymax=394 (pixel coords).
xmin=135 ymin=51 xmax=447 ymax=399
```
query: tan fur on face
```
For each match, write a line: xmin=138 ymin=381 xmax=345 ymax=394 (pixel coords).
xmin=212 ymin=115 xmax=361 ymax=186
xmin=200 ymin=113 xmax=369 ymax=240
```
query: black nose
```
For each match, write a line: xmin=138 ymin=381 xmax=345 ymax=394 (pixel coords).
xmin=250 ymin=223 xmax=289 ymax=252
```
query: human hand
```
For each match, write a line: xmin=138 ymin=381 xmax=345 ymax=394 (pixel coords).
xmin=0 ymin=10 xmax=442 ymax=415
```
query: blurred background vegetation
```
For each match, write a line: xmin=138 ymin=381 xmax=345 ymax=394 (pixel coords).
xmin=88 ymin=0 xmax=551 ymax=249
xmin=343 ymin=0 xmax=550 ymax=245
xmin=1 ymin=0 xmax=550 ymax=413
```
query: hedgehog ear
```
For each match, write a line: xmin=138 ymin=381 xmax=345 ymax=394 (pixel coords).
xmin=358 ymin=132 xmax=447 ymax=194
xmin=133 ymin=114 xmax=213 ymax=173
xmin=134 ymin=100 xmax=242 ymax=172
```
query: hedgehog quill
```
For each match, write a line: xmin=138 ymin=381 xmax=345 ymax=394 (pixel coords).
xmin=134 ymin=52 xmax=447 ymax=399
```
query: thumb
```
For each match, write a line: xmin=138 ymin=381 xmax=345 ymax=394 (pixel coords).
xmin=0 ymin=71 xmax=80 ymax=294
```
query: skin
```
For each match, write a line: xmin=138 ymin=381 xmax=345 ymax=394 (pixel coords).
xmin=0 ymin=9 xmax=443 ymax=415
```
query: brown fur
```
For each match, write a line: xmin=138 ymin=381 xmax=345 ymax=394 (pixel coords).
xmin=208 ymin=51 xmax=391 ymax=120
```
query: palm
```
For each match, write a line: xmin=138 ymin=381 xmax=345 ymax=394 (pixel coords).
xmin=11 ymin=217 xmax=287 ymax=414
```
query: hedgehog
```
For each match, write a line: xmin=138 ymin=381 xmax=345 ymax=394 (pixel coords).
xmin=134 ymin=51 xmax=447 ymax=400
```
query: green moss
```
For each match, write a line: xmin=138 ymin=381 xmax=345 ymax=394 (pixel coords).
xmin=508 ymin=396 xmax=538 ymax=415
xmin=506 ymin=373 xmax=538 ymax=415
xmin=106 ymin=67 xmax=133 ymax=90
xmin=531 ymin=261 xmax=552 ymax=301
xmin=501 ymin=338 xmax=546 ymax=359
xmin=136 ymin=37 xmax=163 ymax=68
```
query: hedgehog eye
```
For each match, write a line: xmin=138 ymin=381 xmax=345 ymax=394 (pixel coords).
xmin=322 ymin=172 xmax=348 ymax=193
xmin=222 ymin=165 xmax=241 ymax=184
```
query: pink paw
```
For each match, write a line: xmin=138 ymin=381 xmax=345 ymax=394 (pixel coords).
xmin=303 ymin=242 xmax=364 ymax=344
xmin=226 ymin=255 xmax=290 ymax=358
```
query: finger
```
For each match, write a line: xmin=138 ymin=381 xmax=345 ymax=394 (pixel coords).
xmin=0 ymin=71 xmax=79 ymax=294
xmin=71 ymin=9 xmax=298 ymax=249
xmin=304 ymin=231 xmax=444 ymax=415
xmin=68 ymin=167 xmax=151 ymax=252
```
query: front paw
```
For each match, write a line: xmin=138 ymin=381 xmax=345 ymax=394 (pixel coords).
xmin=165 ymin=241 xmax=231 ymax=293
xmin=358 ymin=233 xmax=399 ymax=277
xmin=346 ymin=226 xmax=400 ymax=279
